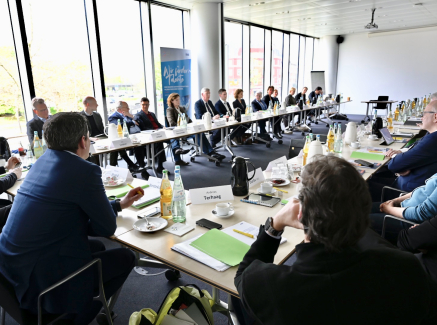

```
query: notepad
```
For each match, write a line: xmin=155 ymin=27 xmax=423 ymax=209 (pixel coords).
xmin=131 ymin=186 xmax=161 ymax=208
xmin=106 ymin=184 xmax=149 ymax=199
xmin=350 ymin=151 xmax=385 ymax=161
xmin=190 ymin=228 xmax=250 ymax=266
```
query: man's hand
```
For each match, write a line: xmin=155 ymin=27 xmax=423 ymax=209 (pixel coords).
xmin=271 ymin=198 xmax=304 ymax=231
xmin=385 ymin=149 xmax=402 ymax=158
xmin=11 ymin=167 xmax=22 ymax=179
xmin=213 ymin=114 xmax=220 ymax=120
xmin=7 ymin=157 xmax=20 ymax=170
xmin=120 ymin=187 xmax=144 ymax=209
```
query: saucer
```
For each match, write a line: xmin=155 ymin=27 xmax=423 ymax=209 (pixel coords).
xmin=133 ymin=217 xmax=168 ymax=232
xmin=256 ymin=187 xmax=275 ymax=195
xmin=212 ymin=209 xmax=235 ymax=219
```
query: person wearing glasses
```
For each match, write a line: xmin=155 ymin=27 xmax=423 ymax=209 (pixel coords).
xmin=27 ymin=97 xmax=51 ymax=146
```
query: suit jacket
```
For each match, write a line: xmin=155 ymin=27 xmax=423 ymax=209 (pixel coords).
xmin=194 ymin=99 xmax=219 ymax=120
xmin=284 ymin=94 xmax=296 ymax=106
xmin=26 ymin=117 xmax=44 ymax=145
xmin=215 ymin=100 xmax=233 ymax=116
xmin=166 ymin=106 xmax=192 ymax=127
xmin=0 ymin=149 xmax=120 ymax=314
xmin=0 ymin=204 xmax=12 ymax=234
xmin=108 ymin=111 xmax=136 ymax=128
xmin=79 ymin=111 xmax=105 ymax=136
xmin=233 ymin=99 xmax=247 ymax=111
xmin=308 ymin=90 xmax=318 ymax=104
xmin=295 ymin=92 xmax=306 ymax=103
xmin=388 ymin=132 xmax=437 ymax=192
xmin=235 ymin=226 xmax=437 ymax=325
xmin=134 ymin=110 xmax=163 ymax=131
xmin=251 ymin=99 xmax=267 ymax=113
xmin=261 ymin=95 xmax=272 ymax=108
xmin=0 ymin=166 xmax=17 ymax=195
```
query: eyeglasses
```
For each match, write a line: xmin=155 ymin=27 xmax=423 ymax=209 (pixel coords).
xmin=423 ymin=111 xmax=437 ymax=114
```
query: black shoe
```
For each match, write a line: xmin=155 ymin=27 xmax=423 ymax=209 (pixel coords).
xmin=141 ymin=169 xmax=150 ymax=180
xmin=212 ymin=152 xmax=226 ymax=160
xmin=157 ymin=166 xmax=171 ymax=175
xmin=175 ymin=160 xmax=190 ymax=166
xmin=174 ymin=148 xmax=190 ymax=155
xmin=128 ymin=165 xmax=141 ymax=173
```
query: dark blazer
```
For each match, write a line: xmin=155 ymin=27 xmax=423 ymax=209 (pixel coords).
xmin=108 ymin=111 xmax=136 ymax=128
xmin=235 ymin=226 xmax=437 ymax=325
xmin=79 ymin=111 xmax=105 ymax=136
xmin=251 ymin=99 xmax=267 ymax=113
xmin=233 ymin=99 xmax=247 ymax=111
xmin=0 ymin=149 xmax=120 ymax=314
xmin=26 ymin=117 xmax=44 ymax=145
xmin=308 ymin=90 xmax=318 ymax=104
xmin=284 ymin=94 xmax=296 ymax=106
xmin=295 ymin=92 xmax=306 ymax=103
xmin=134 ymin=110 xmax=163 ymax=131
xmin=215 ymin=100 xmax=233 ymax=116
xmin=0 ymin=204 xmax=12 ymax=233
xmin=166 ymin=106 xmax=192 ymax=127
xmin=0 ymin=166 xmax=17 ymax=195
xmin=194 ymin=99 xmax=219 ymax=120
xmin=261 ymin=95 xmax=272 ymax=108
xmin=388 ymin=132 xmax=437 ymax=192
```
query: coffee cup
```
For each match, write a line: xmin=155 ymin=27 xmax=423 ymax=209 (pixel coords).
xmin=260 ymin=182 xmax=273 ymax=194
xmin=216 ymin=203 xmax=232 ymax=216
xmin=351 ymin=141 xmax=361 ymax=149
xmin=347 ymin=97 xmax=351 ymax=101
xmin=369 ymin=134 xmax=378 ymax=140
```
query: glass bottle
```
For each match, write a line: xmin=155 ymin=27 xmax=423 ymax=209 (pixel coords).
xmin=171 ymin=169 xmax=186 ymax=223
xmin=41 ymin=130 xmax=48 ymax=153
xmin=309 ymin=133 xmax=313 ymax=141
xmin=160 ymin=170 xmax=173 ymax=220
xmin=117 ymin=120 xmax=123 ymax=138
xmin=401 ymin=102 xmax=405 ymax=113
xmin=387 ymin=108 xmax=394 ymax=133
xmin=394 ymin=104 xmax=400 ymax=121
xmin=334 ymin=122 xmax=343 ymax=153
xmin=33 ymin=131 xmax=44 ymax=159
xmin=122 ymin=120 xmax=129 ymax=138
xmin=302 ymin=136 xmax=310 ymax=166
xmin=327 ymin=125 xmax=335 ymax=152
xmin=423 ymin=96 xmax=427 ymax=108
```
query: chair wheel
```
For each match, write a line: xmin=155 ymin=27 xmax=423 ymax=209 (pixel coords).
xmin=278 ymin=140 xmax=283 ymax=145
xmin=190 ymin=157 xmax=195 ymax=162
xmin=361 ymin=120 xmax=365 ymax=124
xmin=215 ymin=161 xmax=220 ymax=166
xmin=266 ymin=143 xmax=271 ymax=148
xmin=326 ymin=124 xmax=329 ymax=127
xmin=231 ymin=155 xmax=236 ymax=160
xmin=315 ymin=121 xmax=319 ymax=124
xmin=301 ymin=132 xmax=305 ymax=135
xmin=165 ymin=269 xmax=181 ymax=281
xmin=346 ymin=118 xmax=349 ymax=121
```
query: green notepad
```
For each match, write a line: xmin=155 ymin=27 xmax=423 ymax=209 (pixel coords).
xmin=106 ymin=184 xmax=149 ymax=199
xmin=350 ymin=151 xmax=385 ymax=161
xmin=190 ymin=229 xmax=250 ymax=266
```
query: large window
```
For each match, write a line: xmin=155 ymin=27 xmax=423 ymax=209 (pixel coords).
xmin=22 ymin=0 xmax=93 ymax=114
xmin=225 ymin=22 xmax=242 ymax=100
xmin=282 ymin=35 xmax=290 ymax=102
xmin=304 ymin=37 xmax=314 ymax=91
xmin=271 ymin=31 xmax=283 ymax=100
xmin=250 ymin=27 xmax=264 ymax=102
xmin=289 ymin=34 xmax=299 ymax=91
xmin=0 ymin=0 xmax=26 ymax=139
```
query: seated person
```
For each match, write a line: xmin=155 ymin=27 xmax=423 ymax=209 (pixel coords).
xmin=431 ymin=92 xmax=437 ymax=102
xmin=262 ymin=86 xmax=282 ymax=139
xmin=251 ymin=92 xmax=268 ymax=135
xmin=234 ymin=156 xmax=437 ymax=325
xmin=0 ymin=204 xmax=12 ymax=233
xmin=0 ymin=156 xmax=22 ymax=208
xmin=108 ymin=101 xmax=141 ymax=173
xmin=215 ymin=89 xmax=246 ymax=146
xmin=27 ymin=97 xmax=51 ymax=147
xmin=271 ymin=89 xmax=280 ymax=105
xmin=283 ymin=87 xmax=297 ymax=131
xmin=294 ymin=86 xmax=308 ymax=104
xmin=308 ymin=86 xmax=323 ymax=105
xmin=194 ymin=87 xmax=222 ymax=148
xmin=232 ymin=89 xmax=252 ymax=144
xmin=167 ymin=93 xmax=224 ymax=161
xmin=0 ymin=112 xmax=142 ymax=323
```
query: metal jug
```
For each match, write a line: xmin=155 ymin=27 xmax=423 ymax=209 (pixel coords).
xmin=231 ymin=156 xmax=256 ymax=196
xmin=202 ymin=112 xmax=212 ymax=129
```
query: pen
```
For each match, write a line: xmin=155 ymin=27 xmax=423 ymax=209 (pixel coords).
xmin=274 ymin=187 xmax=288 ymax=193
xmin=233 ymin=229 xmax=254 ymax=238
xmin=127 ymin=183 xmax=143 ymax=196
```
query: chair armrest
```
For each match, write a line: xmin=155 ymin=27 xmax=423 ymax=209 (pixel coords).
xmin=381 ymin=186 xmax=408 ymax=202
xmin=381 ymin=215 xmax=418 ymax=239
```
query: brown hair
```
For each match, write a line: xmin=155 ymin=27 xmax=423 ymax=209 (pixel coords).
xmin=167 ymin=93 xmax=180 ymax=108
xmin=267 ymin=85 xmax=274 ymax=92
xmin=234 ymin=89 xmax=243 ymax=99
xmin=298 ymin=156 xmax=371 ymax=251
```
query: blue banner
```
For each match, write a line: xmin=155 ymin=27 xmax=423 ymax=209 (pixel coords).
xmin=160 ymin=47 xmax=191 ymax=124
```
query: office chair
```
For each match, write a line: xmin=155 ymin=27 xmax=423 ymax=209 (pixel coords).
xmin=372 ymin=96 xmax=389 ymax=114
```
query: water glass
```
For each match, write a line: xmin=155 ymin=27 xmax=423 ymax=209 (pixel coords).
xmin=271 ymin=167 xmax=281 ymax=179
xmin=280 ymin=167 xmax=289 ymax=180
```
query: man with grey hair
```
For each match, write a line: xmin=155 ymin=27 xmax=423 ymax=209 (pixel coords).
xmin=79 ymin=96 xmax=104 ymax=137
xmin=27 ymin=97 xmax=51 ymax=146
xmin=430 ymin=92 xmax=437 ymax=102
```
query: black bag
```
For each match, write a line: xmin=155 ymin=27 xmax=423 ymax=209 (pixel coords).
xmin=0 ymin=137 xmax=11 ymax=161
xmin=289 ymin=139 xmax=305 ymax=159
xmin=336 ymin=94 xmax=341 ymax=103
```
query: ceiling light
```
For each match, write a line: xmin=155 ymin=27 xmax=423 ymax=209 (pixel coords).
xmin=364 ymin=8 xmax=378 ymax=29
xmin=378 ymin=15 xmax=387 ymax=17
xmin=249 ymin=2 xmax=265 ymax=6
xmin=349 ymin=0 xmax=361 ymax=2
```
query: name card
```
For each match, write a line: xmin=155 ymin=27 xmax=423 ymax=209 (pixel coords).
xmin=241 ymin=115 xmax=251 ymax=122
xmin=173 ymin=127 xmax=187 ymax=136
xmin=189 ymin=185 xmax=234 ymax=205
xmin=110 ymin=137 xmax=132 ymax=149
xmin=257 ymin=111 xmax=264 ymax=119
xmin=190 ymin=124 xmax=206 ymax=132
xmin=265 ymin=155 xmax=288 ymax=171
xmin=278 ymin=109 xmax=286 ymax=115
xmin=89 ymin=143 xmax=96 ymax=154
xmin=214 ymin=120 xmax=227 ymax=127
xmin=106 ymin=165 xmax=133 ymax=183
xmin=248 ymin=168 xmax=265 ymax=188
xmin=149 ymin=130 xmax=166 ymax=141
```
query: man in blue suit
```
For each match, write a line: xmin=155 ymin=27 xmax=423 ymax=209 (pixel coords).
xmin=194 ymin=87 xmax=223 ymax=150
xmin=251 ymin=91 xmax=268 ymax=135
xmin=27 ymin=97 xmax=51 ymax=147
xmin=0 ymin=113 xmax=143 ymax=323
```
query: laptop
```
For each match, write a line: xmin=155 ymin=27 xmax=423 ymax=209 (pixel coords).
xmin=379 ymin=127 xmax=394 ymax=146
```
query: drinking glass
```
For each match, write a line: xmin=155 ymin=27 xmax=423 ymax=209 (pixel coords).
xmin=271 ymin=167 xmax=281 ymax=179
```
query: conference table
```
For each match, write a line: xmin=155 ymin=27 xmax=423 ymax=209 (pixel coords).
xmin=361 ymin=100 xmax=398 ymax=123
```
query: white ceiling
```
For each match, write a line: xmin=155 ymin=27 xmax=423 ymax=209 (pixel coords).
xmin=160 ymin=0 xmax=437 ymax=37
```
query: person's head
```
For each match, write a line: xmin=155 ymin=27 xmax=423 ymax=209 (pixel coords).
xmin=218 ymin=88 xmax=227 ymax=101
xmin=431 ymin=92 xmax=437 ymax=102
xmin=289 ymin=87 xmax=296 ymax=96
xmin=234 ymin=89 xmax=243 ymax=100
xmin=301 ymin=87 xmax=308 ymax=94
xmin=201 ymin=87 xmax=210 ymax=102
xmin=43 ymin=112 xmax=90 ymax=159
xmin=116 ymin=101 xmax=130 ymax=114
xmin=315 ymin=86 xmax=323 ymax=95
xmin=255 ymin=92 xmax=262 ymax=101
xmin=82 ymin=96 xmax=98 ymax=112
xmin=274 ymin=89 xmax=278 ymax=97
xmin=297 ymin=156 xmax=371 ymax=251
xmin=32 ymin=97 xmax=49 ymax=119
xmin=141 ymin=97 xmax=150 ymax=113
xmin=267 ymin=86 xmax=274 ymax=95
xmin=167 ymin=93 xmax=180 ymax=108
xmin=421 ymin=101 xmax=437 ymax=133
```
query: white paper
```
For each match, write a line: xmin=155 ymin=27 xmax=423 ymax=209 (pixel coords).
xmin=105 ymin=166 xmax=133 ymax=183
xmin=213 ymin=120 xmax=226 ymax=127
xmin=278 ymin=109 xmax=286 ymax=115
xmin=190 ymin=124 xmax=206 ymax=132
xmin=189 ymin=185 xmax=234 ymax=205
xmin=148 ymin=176 xmax=174 ymax=189
xmin=248 ymin=168 xmax=265 ymax=188
xmin=162 ymin=315 xmax=195 ymax=325
xmin=256 ymin=111 xmax=263 ymax=119
xmin=110 ymin=137 xmax=132 ymax=149
xmin=164 ymin=223 xmax=195 ymax=237
xmin=221 ymin=221 xmax=287 ymax=245
xmin=148 ymin=130 xmax=166 ymax=141
xmin=89 ymin=143 xmax=96 ymax=154
xmin=265 ymin=155 xmax=288 ymax=171
xmin=175 ymin=310 xmax=198 ymax=325
xmin=173 ymin=127 xmax=188 ymax=136
xmin=241 ymin=115 xmax=251 ymax=122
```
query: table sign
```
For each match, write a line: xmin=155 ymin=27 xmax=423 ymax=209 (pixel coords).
xmin=189 ymin=185 xmax=234 ymax=205
xmin=265 ymin=155 xmax=288 ymax=171
xmin=248 ymin=168 xmax=265 ymax=188
xmin=148 ymin=176 xmax=173 ymax=189
xmin=173 ymin=127 xmax=187 ymax=136
xmin=149 ymin=130 xmax=166 ymax=141
xmin=106 ymin=165 xmax=133 ymax=183
xmin=241 ymin=115 xmax=251 ymax=122
xmin=190 ymin=124 xmax=206 ymax=132
xmin=110 ymin=137 xmax=132 ymax=149
xmin=256 ymin=112 xmax=263 ymax=119
xmin=278 ymin=109 xmax=286 ymax=115
xmin=214 ymin=120 xmax=227 ymax=127
xmin=89 ymin=143 xmax=96 ymax=154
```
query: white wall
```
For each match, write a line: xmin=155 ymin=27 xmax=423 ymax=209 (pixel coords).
xmin=336 ymin=29 xmax=437 ymax=115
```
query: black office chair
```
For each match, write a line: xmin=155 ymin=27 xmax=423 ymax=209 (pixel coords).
xmin=372 ymin=96 xmax=389 ymax=113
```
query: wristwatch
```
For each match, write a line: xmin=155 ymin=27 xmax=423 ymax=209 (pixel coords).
xmin=265 ymin=217 xmax=284 ymax=237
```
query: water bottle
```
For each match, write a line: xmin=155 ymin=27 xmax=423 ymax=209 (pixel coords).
xmin=123 ymin=120 xmax=129 ymax=138
xmin=171 ymin=169 xmax=186 ymax=223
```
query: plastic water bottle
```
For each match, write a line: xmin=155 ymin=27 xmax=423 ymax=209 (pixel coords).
xmin=41 ymin=130 xmax=48 ymax=153
xmin=171 ymin=169 xmax=186 ymax=223
xmin=123 ymin=120 xmax=129 ymax=138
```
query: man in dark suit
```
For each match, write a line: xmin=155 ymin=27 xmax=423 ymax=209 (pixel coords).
xmin=294 ymin=86 xmax=308 ymax=104
xmin=27 ymin=97 xmax=51 ymax=146
xmin=308 ymin=86 xmax=323 ymax=105
xmin=251 ymin=92 xmax=268 ymax=135
xmin=0 ymin=113 xmax=143 ymax=323
xmin=262 ymin=86 xmax=282 ymax=139
xmin=235 ymin=156 xmax=437 ymax=325
xmin=194 ymin=87 xmax=222 ymax=148
xmin=0 ymin=156 xmax=21 ymax=208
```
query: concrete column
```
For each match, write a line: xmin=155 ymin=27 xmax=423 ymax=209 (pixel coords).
xmin=190 ymin=2 xmax=222 ymax=106
xmin=319 ymin=35 xmax=339 ymax=96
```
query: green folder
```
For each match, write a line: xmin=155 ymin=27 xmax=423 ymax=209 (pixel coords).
xmin=190 ymin=229 xmax=250 ymax=266
xmin=350 ymin=151 xmax=385 ymax=161
xmin=106 ymin=184 xmax=149 ymax=199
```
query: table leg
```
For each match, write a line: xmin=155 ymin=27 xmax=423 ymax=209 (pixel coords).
xmin=210 ymin=287 xmax=240 ymax=324
xmin=150 ymin=144 xmax=157 ymax=177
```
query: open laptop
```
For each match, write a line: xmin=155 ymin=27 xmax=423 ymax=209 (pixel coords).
xmin=378 ymin=127 xmax=394 ymax=146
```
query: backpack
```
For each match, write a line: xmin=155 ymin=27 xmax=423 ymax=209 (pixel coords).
xmin=0 ymin=137 xmax=11 ymax=160
xmin=129 ymin=284 xmax=214 ymax=325
xmin=289 ymin=139 xmax=305 ymax=159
